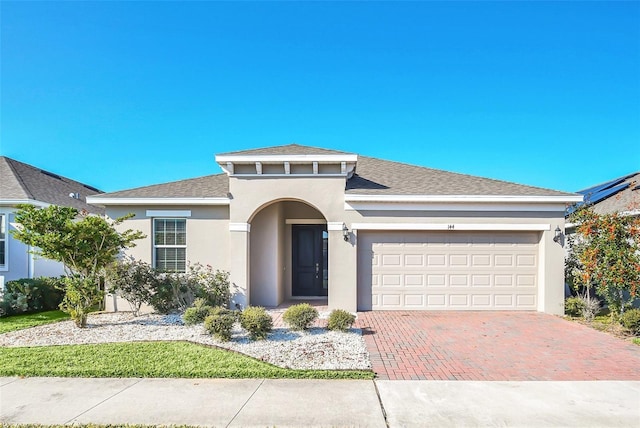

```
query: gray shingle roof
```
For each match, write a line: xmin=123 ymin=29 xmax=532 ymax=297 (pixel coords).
xmin=218 ymin=143 xmax=353 ymax=156
xmin=347 ymin=156 xmax=574 ymax=196
xmin=0 ymin=157 xmax=104 ymax=214
xmin=93 ymin=144 xmax=575 ymax=199
xmin=90 ymin=174 xmax=229 ymax=199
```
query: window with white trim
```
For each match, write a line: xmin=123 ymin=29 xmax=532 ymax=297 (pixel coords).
xmin=153 ymin=218 xmax=186 ymax=272
xmin=0 ymin=214 xmax=6 ymax=269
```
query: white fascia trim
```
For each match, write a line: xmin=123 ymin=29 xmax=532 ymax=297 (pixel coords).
xmin=327 ymin=222 xmax=345 ymax=231
xmin=229 ymin=222 xmax=251 ymax=232
xmin=345 ymin=202 xmax=571 ymax=212
xmin=86 ymin=197 xmax=230 ymax=206
xmin=146 ymin=210 xmax=192 ymax=217
xmin=345 ymin=194 xmax=584 ymax=203
xmin=232 ymin=174 xmax=348 ymax=178
xmin=1 ymin=199 xmax=50 ymax=208
xmin=285 ymin=219 xmax=326 ymax=225
xmin=216 ymin=154 xmax=358 ymax=163
xmin=351 ymin=223 xmax=551 ymax=231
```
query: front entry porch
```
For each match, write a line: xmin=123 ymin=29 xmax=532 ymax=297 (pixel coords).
xmin=248 ymin=200 xmax=330 ymax=308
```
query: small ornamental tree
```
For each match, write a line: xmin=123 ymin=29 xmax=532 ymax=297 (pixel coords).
xmin=567 ymin=206 xmax=640 ymax=317
xmin=11 ymin=204 xmax=145 ymax=327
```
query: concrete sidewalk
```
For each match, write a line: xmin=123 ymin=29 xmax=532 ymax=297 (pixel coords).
xmin=1 ymin=377 xmax=639 ymax=427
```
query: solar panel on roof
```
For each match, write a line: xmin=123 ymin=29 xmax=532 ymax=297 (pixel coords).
xmin=578 ymin=178 xmax=625 ymax=195
xmin=584 ymin=183 xmax=630 ymax=205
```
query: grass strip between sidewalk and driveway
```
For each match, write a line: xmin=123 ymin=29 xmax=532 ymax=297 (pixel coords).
xmin=0 ymin=311 xmax=70 ymax=334
xmin=0 ymin=341 xmax=374 ymax=379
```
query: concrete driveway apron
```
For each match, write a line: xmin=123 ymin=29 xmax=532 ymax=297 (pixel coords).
xmin=356 ymin=311 xmax=640 ymax=381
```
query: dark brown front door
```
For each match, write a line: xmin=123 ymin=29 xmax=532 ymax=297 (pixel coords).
xmin=292 ymin=225 xmax=328 ymax=296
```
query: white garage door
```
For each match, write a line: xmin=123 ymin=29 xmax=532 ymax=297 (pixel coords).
xmin=357 ymin=231 xmax=540 ymax=310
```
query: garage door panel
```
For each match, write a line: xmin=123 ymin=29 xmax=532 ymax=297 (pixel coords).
xmin=362 ymin=231 xmax=539 ymax=311
xmin=449 ymin=295 xmax=470 ymax=307
xmin=405 ymin=274 xmax=425 ymax=286
xmin=381 ymin=274 xmax=401 ymax=286
xmin=404 ymin=294 xmax=425 ymax=307
xmin=404 ymin=254 xmax=425 ymax=266
xmin=472 ymin=294 xmax=492 ymax=307
xmin=427 ymin=274 xmax=446 ymax=286
xmin=472 ymin=254 xmax=492 ymax=266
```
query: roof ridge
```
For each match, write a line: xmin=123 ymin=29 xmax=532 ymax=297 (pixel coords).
xmin=2 ymin=156 xmax=34 ymax=199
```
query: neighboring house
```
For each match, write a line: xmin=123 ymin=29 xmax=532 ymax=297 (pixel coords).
xmin=0 ymin=156 xmax=104 ymax=288
xmin=564 ymin=172 xmax=640 ymax=301
xmin=568 ymin=172 xmax=640 ymax=218
xmin=87 ymin=144 xmax=581 ymax=315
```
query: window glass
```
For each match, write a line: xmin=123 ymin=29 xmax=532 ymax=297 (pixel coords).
xmin=153 ymin=218 xmax=186 ymax=272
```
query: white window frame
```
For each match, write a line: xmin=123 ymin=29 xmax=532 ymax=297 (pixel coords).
xmin=0 ymin=213 xmax=7 ymax=271
xmin=152 ymin=217 xmax=187 ymax=273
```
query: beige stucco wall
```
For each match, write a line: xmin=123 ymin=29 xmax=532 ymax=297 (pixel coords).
xmin=103 ymin=177 xmax=567 ymax=315
xmin=106 ymin=205 xmax=230 ymax=271
xmin=104 ymin=205 xmax=231 ymax=312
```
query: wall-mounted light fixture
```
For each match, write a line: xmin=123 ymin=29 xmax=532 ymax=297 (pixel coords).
xmin=342 ymin=223 xmax=350 ymax=241
xmin=553 ymin=226 xmax=562 ymax=243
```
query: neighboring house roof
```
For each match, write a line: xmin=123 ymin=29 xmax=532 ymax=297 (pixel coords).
xmin=571 ymin=172 xmax=640 ymax=216
xmin=0 ymin=156 xmax=104 ymax=215
xmin=91 ymin=144 xmax=575 ymax=200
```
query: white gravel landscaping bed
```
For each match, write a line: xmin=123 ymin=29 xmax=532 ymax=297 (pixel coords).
xmin=0 ymin=312 xmax=371 ymax=370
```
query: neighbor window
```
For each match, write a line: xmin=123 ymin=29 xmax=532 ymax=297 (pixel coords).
xmin=0 ymin=214 xmax=6 ymax=269
xmin=153 ymin=218 xmax=186 ymax=272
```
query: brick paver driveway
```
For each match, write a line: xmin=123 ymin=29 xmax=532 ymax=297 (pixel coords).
xmin=355 ymin=311 xmax=640 ymax=381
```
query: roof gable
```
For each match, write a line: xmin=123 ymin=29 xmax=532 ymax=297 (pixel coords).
xmin=0 ymin=157 xmax=104 ymax=214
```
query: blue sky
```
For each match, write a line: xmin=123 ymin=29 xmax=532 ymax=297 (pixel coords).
xmin=1 ymin=1 xmax=638 ymax=193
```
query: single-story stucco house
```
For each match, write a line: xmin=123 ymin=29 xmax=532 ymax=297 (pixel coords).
xmin=87 ymin=144 xmax=582 ymax=315
xmin=0 ymin=156 xmax=104 ymax=289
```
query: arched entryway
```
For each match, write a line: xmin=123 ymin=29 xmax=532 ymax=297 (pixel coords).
xmin=248 ymin=199 xmax=328 ymax=307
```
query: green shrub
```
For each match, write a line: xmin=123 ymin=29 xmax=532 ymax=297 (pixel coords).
xmin=182 ymin=298 xmax=214 ymax=325
xmin=282 ymin=303 xmax=318 ymax=331
xmin=107 ymin=259 xmax=157 ymax=316
xmin=203 ymin=307 xmax=236 ymax=341
xmin=59 ymin=276 xmax=104 ymax=328
xmin=565 ymin=296 xmax=584 ymax=317
xmin=1 ymin=277 xmax=64 ymax=317
xmin=149 ymin=264 xmax=230 ymax=314
xmin=620 ymin=308 xmax=640 ymax=335
xmin=240 ymin=306 xmax=273 ymax=340
xmin=327 ymin=309 xmax=356 ymax=332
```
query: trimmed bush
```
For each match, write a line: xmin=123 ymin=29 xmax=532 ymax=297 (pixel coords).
xmin=182 ymin=298 xmax=214 ymax=325
xmin=1 ymin=277 xmax=64 ymax=317
xmin=327 ymin=309 xmax=356 ymax=332
xmin=565 ymin=296 xmax=584 ymax=317
xmin=620 ymin=308 xmax=640 ymax=336
xmin=240 ymin=306 xmax=273 ymax=340
xmin=282 ymin=303 xmax=318 ymax=331
xmin=204 ymin=307 xmax=236 ymax=341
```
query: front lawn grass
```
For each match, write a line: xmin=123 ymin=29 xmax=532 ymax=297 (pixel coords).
xmin=0 ymin=310 xmax=69 ymax=334
xmin=0 ymin=341 xmax=374 ymax=379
